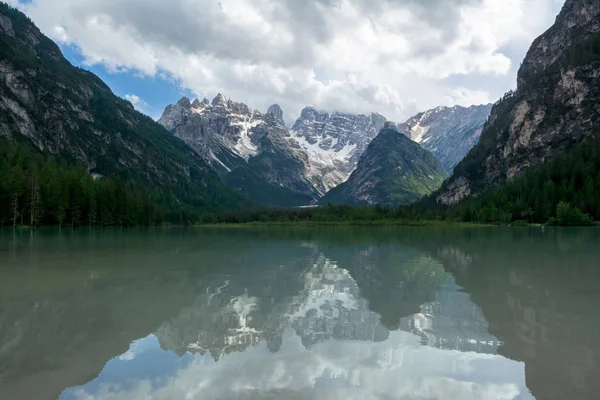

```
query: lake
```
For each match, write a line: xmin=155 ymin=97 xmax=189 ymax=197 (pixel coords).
xmin=1 ymin=227 xmax=599 ymax=400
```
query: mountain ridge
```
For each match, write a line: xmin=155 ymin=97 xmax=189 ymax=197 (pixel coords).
xmin=320 ymin=127 xmax=447 ymax=206
xmin=0 ymin=3 xmax=250 ymax=213
xmin=401 ymin=104 xmax=492 ymax=172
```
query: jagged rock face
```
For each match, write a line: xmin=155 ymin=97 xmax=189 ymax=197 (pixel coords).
xmin=266 ymin=104 xmax=285 ymax=126
xmin=159 ymin=95 xmax=264 ymax=172
xmin=320 ymin=128 xmax=447 ymax=206
xmin=159 ymin=98 xmax=395 ymax=205
xmin=438 ymin=0 xmax=600 ymax=204
xmin=0 ymin=4 xmax=247 ymax=209
xmin=401 ymin=104 xmax=492 ymax=172
xmin=518 ymin=0 xmax=600 ymax=87
xmin=159 ymin=95 xmax=319 ymax=206
xmin=291 ymin=107 xmax=388 ymax=194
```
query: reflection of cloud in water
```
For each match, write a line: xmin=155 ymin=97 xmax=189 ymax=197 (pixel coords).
xmin=66 ymin=329 xmax=530 ymax=400
xmin=62 ymin=257 xmax=532 ymax=400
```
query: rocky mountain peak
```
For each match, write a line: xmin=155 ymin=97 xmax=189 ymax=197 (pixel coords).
xmin=159 ymin=93 xmax=320 ymax=206
xmin=212 ymin=93 xmax=228 ymax=107
xmin=298 ymin=106 xmax=329 ymax=122
xmin=383 ymin=121 xmax=398 ymax=130
xmin=191 ymin=98 xmax=202 ymax=109
xmin=320 ymin=124 xmax=447 ymax=206
xmin=290 ymin=107 xmax=391 ymax=194
xmin=517 ymin=0 xmax=600 ymax=87
xmin=371 ymin=113 xmax=387 ymax=127
xmin=266 ymin=104 xmax=284 ymax=125
xmin=177 ymin=96 xmax=192 ymax=108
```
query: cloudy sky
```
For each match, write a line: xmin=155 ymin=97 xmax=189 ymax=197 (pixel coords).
xmin=10 ymin=0 xmax=565 ymax=123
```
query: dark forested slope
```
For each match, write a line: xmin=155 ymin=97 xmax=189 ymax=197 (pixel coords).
xmin=0 ymin=3 xmax=249 ymax=222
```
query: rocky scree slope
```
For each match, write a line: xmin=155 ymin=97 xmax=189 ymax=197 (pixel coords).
xmin=438 ymin=0 xmax=600 ymax=204
xmin=0 ymin=3 xmax=248 ymax=210
xmin=401 ymin=104 xmax=492 ymax=172
xmin=320 ymin=126 xmax=447 ymax=206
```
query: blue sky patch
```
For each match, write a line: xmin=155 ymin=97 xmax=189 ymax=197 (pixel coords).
xmin=60 ymin=44 xmax=193 ymax=120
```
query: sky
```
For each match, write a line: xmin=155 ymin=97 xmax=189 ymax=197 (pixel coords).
xmin=8 ymin=0 xmax=565 ymax=123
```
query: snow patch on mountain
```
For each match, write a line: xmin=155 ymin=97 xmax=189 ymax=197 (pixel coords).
xmin=291 ymin=107 xmax=388 ymax=194
xmin=230 ymin=115 xmax=263 ymax=160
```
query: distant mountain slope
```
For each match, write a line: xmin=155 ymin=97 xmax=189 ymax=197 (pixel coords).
xmin=159 ymin=96 xmax=320 ymax=206
xmin=320 ymin=126 xmax=447 ymax=206
xmin=158 ymin=97 xmax=394 ymax=206
xmin=290 ymin=107 xmax=387 ymax=194
xmin=401 ymin=105 xmax=492 ymax=172
xmin=0 ymin=3 xmax=249 ymax=211
xmin=438 ymin=0 xmax=600 ymax=204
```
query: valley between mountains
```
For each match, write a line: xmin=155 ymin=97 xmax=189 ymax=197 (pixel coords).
xmin=158 ymin=94 xmax=491 ymax=207
xmin=1 ymin=0 xmax=599 ymax=227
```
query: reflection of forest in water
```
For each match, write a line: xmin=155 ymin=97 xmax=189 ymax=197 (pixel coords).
xmin=0 ymin=227 xmax=599 ymax=399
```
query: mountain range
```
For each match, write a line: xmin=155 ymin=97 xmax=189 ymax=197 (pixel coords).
xmin=401 ymin=104 xmax=493 ymax=173
xmin=159 ymin=96 xmax=491 ymax=207
xmin=5 ymin=0 xmax=593 ymax=217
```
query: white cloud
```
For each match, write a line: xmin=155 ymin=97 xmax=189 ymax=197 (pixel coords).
xmin=15 ymin=0 xmax=565 ymax=123
xmin=124 ymin=93 xmax=142 ymax=106
xmin=124 ymin=93 xmax=155 ymax=117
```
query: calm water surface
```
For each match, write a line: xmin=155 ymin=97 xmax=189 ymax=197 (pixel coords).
xmin=1 ymin=227 xmax=599 ymax=400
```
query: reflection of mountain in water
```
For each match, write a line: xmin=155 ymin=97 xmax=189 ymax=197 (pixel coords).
xmin=156 ymin=256 xmax=391 ymax=358
xmin=156 ymin=247 xmax=497 ymax=360
xmin=414 ymin=228 xmax=600 ymax=400
xmin=9 ymin=227 xmax=597 ymax=400
xmin=290 ymin=257 xmax=389 ymax=348
xmin=400 ymin=278 xmax=500 ymax=354
xmin=66 ymin=245 xmax=531 ymax=400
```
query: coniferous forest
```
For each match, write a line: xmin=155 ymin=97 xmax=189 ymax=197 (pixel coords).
xmin=3 ymin=132 xmax=600 ymax=227
xmin=0 ymin=140 xmax=204 ymax=227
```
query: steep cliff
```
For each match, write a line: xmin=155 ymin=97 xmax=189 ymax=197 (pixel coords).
xmin=439 ymin=0 xmax=600 ymax=204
